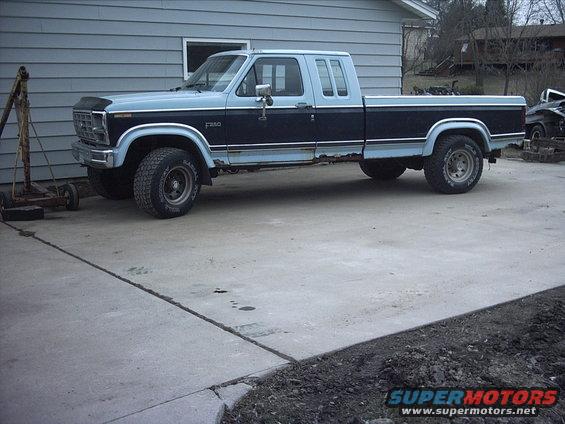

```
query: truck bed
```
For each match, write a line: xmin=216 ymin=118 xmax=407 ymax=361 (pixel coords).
xmin=362 ymin=95 xmax=526 ymax=159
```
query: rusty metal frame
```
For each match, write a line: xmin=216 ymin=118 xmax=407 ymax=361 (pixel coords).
xmin=0 ymin=66 xmax=69 ymax=209
xmin=522 ymin=137 xmax=565 ymax=163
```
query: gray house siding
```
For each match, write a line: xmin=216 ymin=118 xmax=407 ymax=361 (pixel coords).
xmin=0 ymin=0 xmax=418 ymax=184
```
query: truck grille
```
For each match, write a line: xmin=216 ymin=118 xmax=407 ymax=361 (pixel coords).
xmin=73 ymin=111 xmax=108 ymax=144
xmin=73 ymin=111 xmax=96 ymax=141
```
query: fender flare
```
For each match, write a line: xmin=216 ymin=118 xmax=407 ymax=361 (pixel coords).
xmin=113 ymin=123 xmax=216 ymax=168
xmin=423 ymin=118 xmax=492 ymax=156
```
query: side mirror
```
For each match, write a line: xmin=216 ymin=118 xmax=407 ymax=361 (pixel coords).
xmin=256 ymin=84 xmax=273 ymax=121
xmin=256 ymin=84 xmax=272 ymax=98
xmin=256 ymin=84 xmax=273 ymax=106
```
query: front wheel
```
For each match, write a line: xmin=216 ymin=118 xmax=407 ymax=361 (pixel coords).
xmin=424 ymin=135 xmax=483 ymax=194
xmin=529 ymin=124 xmax=545 ymax=140
xmin=133 ymin=148 xmax=201 ymax=219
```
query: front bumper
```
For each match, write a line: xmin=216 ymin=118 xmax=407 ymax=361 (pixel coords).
xmin=72 ymin=141 xmax=116 ymax=168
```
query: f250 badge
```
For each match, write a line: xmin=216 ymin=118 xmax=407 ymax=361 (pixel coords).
xmin=205 ymin=122 xmax=222 ymax=129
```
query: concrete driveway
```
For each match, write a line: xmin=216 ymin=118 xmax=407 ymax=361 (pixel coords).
xmin=1 ymin=159 xmax=564 ymax=423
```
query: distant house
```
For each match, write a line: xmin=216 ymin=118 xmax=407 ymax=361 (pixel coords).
xmin=456 ymin=24 xmax=565 ymax=68
xmin=0 ymin=0 xmax=436 ymax=184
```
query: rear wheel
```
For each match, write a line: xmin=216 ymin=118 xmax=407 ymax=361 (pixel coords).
xmin=424 ymin=134 xmax=483 ymax=194
xmin=133 ymin=148 xmax=201 ymax=219
xmin=88 ymin=167 xmax=134 ymax=200
xmin=359 ymin=159 xmax=406 ymax=180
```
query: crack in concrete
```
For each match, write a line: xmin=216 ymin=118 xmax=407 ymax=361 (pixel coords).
xmin=2 ymin=222 xmax=297 ymax=367
xmin=100 ymin=363 xmax=282 ymax=424
xmin=100 ymin=386 xmax=214 ymax=424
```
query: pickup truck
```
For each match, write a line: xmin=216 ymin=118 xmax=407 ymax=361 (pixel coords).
xmin=72 ymin=50 xmax=526 ymax=218
xmin=526 ymin=89 xmax=565 ymax=139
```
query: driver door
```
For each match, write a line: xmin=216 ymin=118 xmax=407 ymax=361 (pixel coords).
xmin=225 ymin=55 xmax=316 ymax=165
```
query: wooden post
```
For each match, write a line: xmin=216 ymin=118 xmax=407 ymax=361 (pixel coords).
xmin=0 ymin=67 xmax=32 ymax=193
xmin=19 ymin=70 xmax=31 ymax=193
xmin=0 ymin=68 xmax=22 ymax=137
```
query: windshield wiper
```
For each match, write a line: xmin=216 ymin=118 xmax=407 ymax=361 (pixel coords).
xmin=184 ymin=82 xmax=208 ymax=93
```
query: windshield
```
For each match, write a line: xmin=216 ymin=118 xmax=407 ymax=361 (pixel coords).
xmin=183 ymin=55 xmax=246 ymax=92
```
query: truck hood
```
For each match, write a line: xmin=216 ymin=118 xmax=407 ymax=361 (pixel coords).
xmin=100 ymin=90 xmax=227 ymax=113
xmin=527 ymin=99 xmax=565 ymax=117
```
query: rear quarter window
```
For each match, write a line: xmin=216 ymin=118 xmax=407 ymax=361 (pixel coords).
xmin=330 ymin=60 xmax=348 ymax=97
xmin=316 ymin=59 xmax=334 ymax=97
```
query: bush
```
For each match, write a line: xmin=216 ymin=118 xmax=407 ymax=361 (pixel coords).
xmin=458 ymin=85 xmax=484 ymax=95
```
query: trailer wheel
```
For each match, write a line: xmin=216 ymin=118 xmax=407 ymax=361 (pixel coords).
xmin=133 ymin=148 xmax=201 ymax=219
xmin=424 ymin=135 xmax=483 ymax=194
xmin=88 ymin=167 xmax=134 ymax=200
xmin=0 ymin=191 xmax=13 ymax=210
xmin=62 ymin=183 xmax=80 ymax=210
xmin=359 ymin=159 xmax=406 ymax=180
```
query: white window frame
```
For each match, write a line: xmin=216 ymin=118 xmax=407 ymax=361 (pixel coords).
xmin=182 ymin=37 xmax=251 ymax=80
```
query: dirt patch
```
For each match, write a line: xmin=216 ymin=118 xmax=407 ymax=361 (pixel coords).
xmin=223 ymin=286 xmax=564 ymax=424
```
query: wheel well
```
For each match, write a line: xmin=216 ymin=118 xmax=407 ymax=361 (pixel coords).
xmin=526 ymin=122 xmax=546 ymax=137
xmin=123 ymin=135 xmax=213 ymax=185
xmin=436 ymin=128 xmax=488 ymax=154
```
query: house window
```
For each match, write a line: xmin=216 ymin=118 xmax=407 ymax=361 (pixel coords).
xmin=183 ymin=38 xmax=250 ymax=80
xmin=237 ymin=57 xmax=304 ymax=97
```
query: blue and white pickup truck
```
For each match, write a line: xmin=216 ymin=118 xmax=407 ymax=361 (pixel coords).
xmin=72 ymin=49 xmax=526 ymax=218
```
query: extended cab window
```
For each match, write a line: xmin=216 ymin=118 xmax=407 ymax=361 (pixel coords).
xmin=330 ymin=60 xmax=348 ymax=97
xmin=237 ymin=57 xmax=303 ymax=97
xmin=316 ymin=60 xmax=334 ymax=97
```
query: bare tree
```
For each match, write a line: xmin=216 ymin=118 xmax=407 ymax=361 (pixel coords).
xmin=402 ymin=22 xmax=432 ymax=77
xmin=458 ymin=0 xmax=488 ymax=87
xmin=518 ymin=60 xmax=565 ymax=105
xmin=484 ymin=0 xmax=542 ymax=94
xmin=424 ymin=0 xmax=485 ymax=64
xmin=536 ymin=0 xmax=565 ymax=24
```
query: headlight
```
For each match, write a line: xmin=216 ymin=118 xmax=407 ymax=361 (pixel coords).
xmin=91 ymin=111 xmax=110 ymax=145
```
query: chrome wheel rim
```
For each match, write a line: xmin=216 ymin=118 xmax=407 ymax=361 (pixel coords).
xmin=163 ymin=166 xmax=192 ymax=205
xmin=445 ymin=149 xmax=474 ymax=183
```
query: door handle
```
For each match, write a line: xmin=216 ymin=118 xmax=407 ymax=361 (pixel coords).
xmin=295 ymin=102 xmax=312 ymax=109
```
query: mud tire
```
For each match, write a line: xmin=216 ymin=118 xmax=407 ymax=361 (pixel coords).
xmin=424 ymin=134 xmax=483 ymax=194
xmin=133 ymin=148 xmax=201 ymax=219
